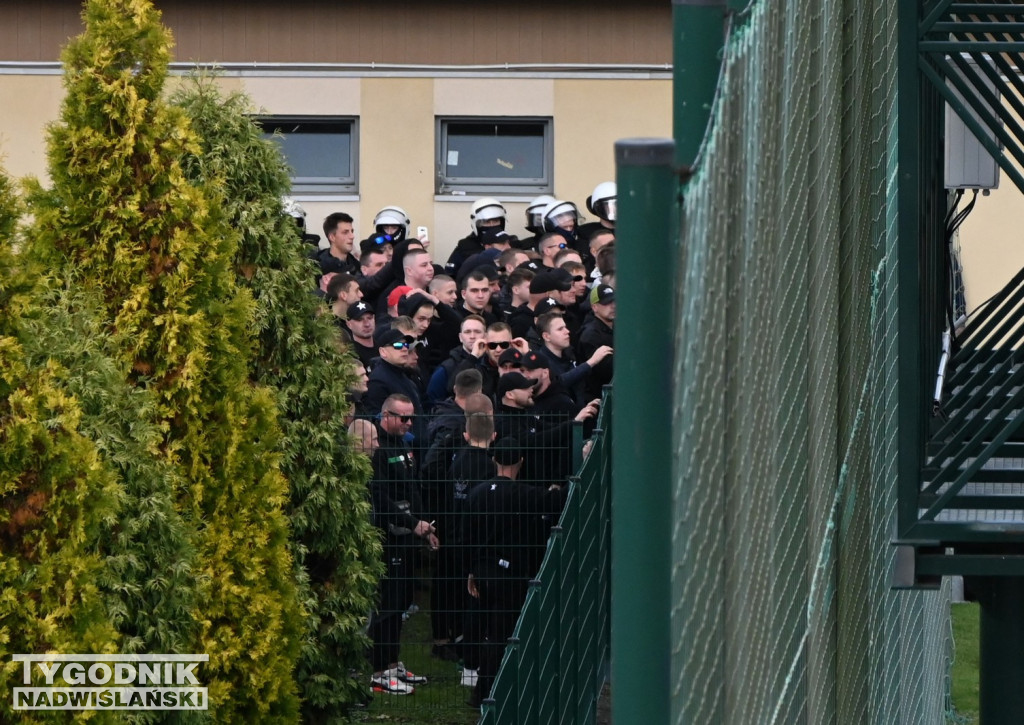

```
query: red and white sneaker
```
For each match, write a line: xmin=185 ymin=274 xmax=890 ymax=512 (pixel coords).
xmin=371 ymin=672 xmax=414 ymax=695
xmin=392 ymin=662 xmax=428 ymax=685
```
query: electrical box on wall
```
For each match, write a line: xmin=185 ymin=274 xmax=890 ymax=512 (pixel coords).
xmin=944 ymin=55 xmax=1000 ymax=190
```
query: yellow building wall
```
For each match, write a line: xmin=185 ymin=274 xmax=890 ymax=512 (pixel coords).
xmin=554 ymin=79 xmax=673 ymax=210
xmin=0 ymin=74 xmax=63 ymax=182
xmin=0 ymin=71 xmax=670 ymax=265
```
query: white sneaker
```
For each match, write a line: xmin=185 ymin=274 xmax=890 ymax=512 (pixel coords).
xmin=371 ymin=671 xmax=414 ymax=695
xmin=392 ymin=662 xmax=428 ymax=685
xmin=460 ymin=668 xmax=479 ymax=687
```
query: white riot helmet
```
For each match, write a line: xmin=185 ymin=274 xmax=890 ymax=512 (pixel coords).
xmin=586 ymin=181 xmax=617 ymax=223
xmin=282 ymin=197 xmax=307 ymax=232
xmin=470 ymin=197 xmax=507 ymax=235
xmin=373 ymin=205 xmax=411 ymax=242
xmin=525 ymin=195 xmax=556 ymax=234
xmin=541 ymin=200 xmax=580 ymax=233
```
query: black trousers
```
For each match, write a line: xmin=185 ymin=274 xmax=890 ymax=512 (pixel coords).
xmin=473 ymin=573 xmax=528 ymax=699
xmin=369 ymin=543 xmax=415 ymax=672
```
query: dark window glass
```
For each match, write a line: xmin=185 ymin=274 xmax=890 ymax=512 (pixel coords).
xmin=438 ymin=118 xmax=552 ymax=194
xmin=257 ymin=118 xmax=357 ymax=193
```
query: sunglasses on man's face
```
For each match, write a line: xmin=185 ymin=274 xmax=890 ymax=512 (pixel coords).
xmin=371 ymin=233 xmax=394 ymax=245
xmin=571 ymin=275 xmax=585 ymax=282
xmin=384 ymin=410 xmax=413 ymax=423
xmin=390 ymin=341 xmax=411 ymax=350
xmin=487 ymin=341 xmax=512 ymax=350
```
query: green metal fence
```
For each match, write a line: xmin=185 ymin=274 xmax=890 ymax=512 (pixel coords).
xmin=481 ymin=392 xmax=612 ymax=725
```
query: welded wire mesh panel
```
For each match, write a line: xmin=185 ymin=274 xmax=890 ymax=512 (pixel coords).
xmin=672 ymin=0 xmax=951 ymax=723
xmin=345 ymin=406 xmax=594 ymax=721
xmin=482 ymin=397 xmax=613 ymax=725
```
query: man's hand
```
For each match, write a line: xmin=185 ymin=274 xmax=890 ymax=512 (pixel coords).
xmin=467 ymin=573 xmax=479 ymax=599
xmin=511 ymin=337 xmax=530 ymax=353
xmin=585 ymin=345 xmax=613 ymax=367
xmin=406 ymin=288 xmax=440 ymax=305
xmin=471 ymin=339 xmax=488 ymax=358
xmin=414 ymin=520 xmax=439 ymax=550
xmin=574 ymin=399 xmax=600 ymax=422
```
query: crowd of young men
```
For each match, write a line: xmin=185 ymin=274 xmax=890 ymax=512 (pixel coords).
xmin=317 ymin=187 xmax=617 ymax=706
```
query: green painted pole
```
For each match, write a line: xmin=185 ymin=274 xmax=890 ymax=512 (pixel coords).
xmin=673 ymin=0 xmax=727 ymax=168
xmin=611 ymin=138 xmax=676 ymax=725
xmin=975 ymin=576 xmax=1024 ymax=722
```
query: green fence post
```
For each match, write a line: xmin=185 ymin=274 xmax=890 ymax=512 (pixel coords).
xmin=612 ymin=138 xmax=676 ymax=725
xmin=673 ymin=0 xmax=726 ymax=168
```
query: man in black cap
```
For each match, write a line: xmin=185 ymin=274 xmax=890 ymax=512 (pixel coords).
xmin=344 ymin=300 xmax=378 ymax=369
xmin=520 ymin=349 xmax=578 ymax=419
xmin=578 ymin=284 xmax=615 ymax=401
xmin=463 ymin=437 xmax=567 ymax=706
xmin=496 ymin=367 xmax=599 ymax=486
xmin=497 ymin=347 xmax=523 ymax=376
xmin=365 ymin=328 xmax=427 ymax=444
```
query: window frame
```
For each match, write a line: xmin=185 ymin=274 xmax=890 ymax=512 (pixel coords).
xmin=435 ymin=116 xmax=554 ymax=196
xmin=256 ymin=115 xmax=359 ymax=195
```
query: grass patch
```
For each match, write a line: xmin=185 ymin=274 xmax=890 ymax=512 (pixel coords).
xmin=950 ymin=602 xmax=979 ymax=724
xmin=351 ymin=585 xmax=481 ymax=725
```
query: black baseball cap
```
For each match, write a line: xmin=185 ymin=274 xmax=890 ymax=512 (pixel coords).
xmin=520 ymin=351 xmax=549 ymax=371
xmin=498 ymin=348 xmax=523 ymax=367
xmin=376 ymin=328 xmax=414 ymax=348
xmin=497 ymin=372 xmax=534 ymax=398
xmin=347 ymin=301 xmax=374 ymax=319
xmin=533 ymin=297 xmax=566 ymax=317
xmin=590 ymin=284 xmax=615 ymax=305
xmin=360 ymin=233 xmax=393 ymax=255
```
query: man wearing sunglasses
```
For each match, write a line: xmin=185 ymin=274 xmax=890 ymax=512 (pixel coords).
xmin=454 ymin=322 xmax=529 ymax=401
xmin=366 ymin=394 xmax=438 ymax=695
xmin=537 ymin=232 xmax=568 ymax=269
xmin=365 ymin=328 xmax=427 ymax=444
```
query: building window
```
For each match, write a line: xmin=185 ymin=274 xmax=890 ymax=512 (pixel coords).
xmin=257 ymin=117 xmax=358 ymax=194
xmin=436 ymin=117 xmax=553 ymax=195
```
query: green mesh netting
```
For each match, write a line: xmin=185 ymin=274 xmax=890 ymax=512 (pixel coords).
xmin=672 ymin=1 xmax=952 ymax=723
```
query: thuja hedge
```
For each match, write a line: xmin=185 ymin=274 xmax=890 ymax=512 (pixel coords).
xmin=172 ymin=78 xmax=382 ymax=722
xmin=0 ymin=169 xmax=124 ymax=725
xmin=2 ymin=2 xmax=381 ymax=720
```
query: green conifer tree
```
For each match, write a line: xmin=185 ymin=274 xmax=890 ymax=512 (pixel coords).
xmin=23 ymin=1 xmax=303 ymax=719
xmin=172 ymin=78 xmax=382 ymax=721
xmin=0 ymin=169 xmax=123 ymax=723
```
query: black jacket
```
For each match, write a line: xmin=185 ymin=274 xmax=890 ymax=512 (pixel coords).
xmin=314 ymin=247 xmax=359 ymax=279
xmin=365 ymin=359 xmax=427 ymax=444
xmin=369 ymin=428 xmax=423 ymax=540
xmin=463 ymin=475 xmax=566 ymax=578
xmin=578 ymin=318 xmax=613 ymax=401
xmin=536 ymin=345 xmax=591 ymax=407
xmin=445 ymin=233 xmax=486 ymax=276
